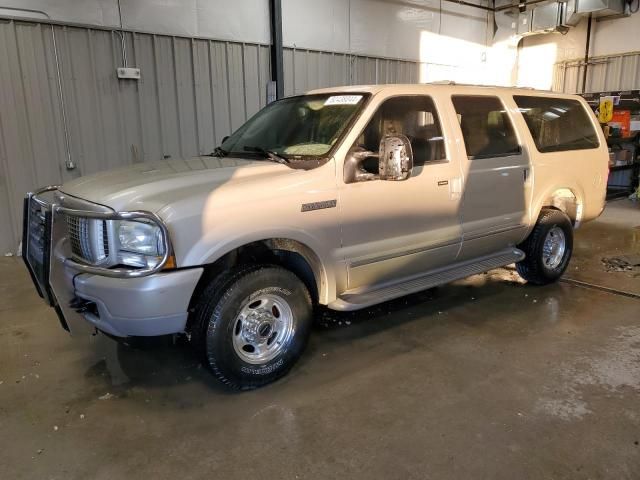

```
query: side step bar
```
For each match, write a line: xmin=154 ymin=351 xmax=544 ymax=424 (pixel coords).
xmin=329 ymin=248 xmax=525 ymax=311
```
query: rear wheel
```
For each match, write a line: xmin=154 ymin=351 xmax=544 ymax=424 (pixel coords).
xmin=516 ymin=209 xmax=573 ymax=285
xmin=191 ymin=265 xmax=312 ymax=390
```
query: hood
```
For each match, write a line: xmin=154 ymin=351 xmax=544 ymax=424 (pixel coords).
xmin=59 ymin=156 xmax=292 ymax=212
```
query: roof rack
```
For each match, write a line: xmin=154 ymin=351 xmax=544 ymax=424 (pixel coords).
xmin=427 ymin=81 xmax=537 ymax=90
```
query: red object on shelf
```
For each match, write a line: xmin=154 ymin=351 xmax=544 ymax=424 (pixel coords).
xmin=610 ymin=110 xmax=631 ymax=137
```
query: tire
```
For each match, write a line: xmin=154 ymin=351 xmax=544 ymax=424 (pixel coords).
xmin=516 ymin=208 xmax=573 ymax=285
xmin=190 ymin=265 xmax=313 ymax=390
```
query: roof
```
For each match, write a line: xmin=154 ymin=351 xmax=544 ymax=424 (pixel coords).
xmin=306 ymin=82 xmax=573 ymax=98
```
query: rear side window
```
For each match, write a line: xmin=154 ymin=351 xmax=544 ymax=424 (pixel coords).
xmin=451 ymin=95 xmax=520 ymax=159
xmin=513 ymin=96 xmax=600 ymax=153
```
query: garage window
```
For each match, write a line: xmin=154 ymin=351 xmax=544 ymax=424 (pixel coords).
xmin=452 ymin=95 xmax=520 ymax=159
xmin=514 ymin=95 xmax=600 ymax=152
xmin=357 ymin=96 xmax=446 ymax=166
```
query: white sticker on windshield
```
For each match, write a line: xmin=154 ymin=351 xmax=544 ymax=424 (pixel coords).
xmin=324 ymin=95 xmax=363 ymax=106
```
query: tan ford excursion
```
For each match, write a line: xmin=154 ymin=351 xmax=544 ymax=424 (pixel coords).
xmin=24 ymin=83 xmax=608 ymax=389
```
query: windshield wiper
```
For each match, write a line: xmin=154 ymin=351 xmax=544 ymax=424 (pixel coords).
xmin=243 ymin=146 xmax=289 ymax=164
xmin=208 ymin=146 xmax=228 ymax=157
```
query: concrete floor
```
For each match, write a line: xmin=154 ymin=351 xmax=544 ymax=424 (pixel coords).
xmin=1 ymin=199 xmax=639 ymax=480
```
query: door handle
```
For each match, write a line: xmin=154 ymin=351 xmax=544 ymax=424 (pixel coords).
xmin=437 ymin=180 xmax=449 ymax=186
xmin=449 ymin=177 xmax=462 ymax=200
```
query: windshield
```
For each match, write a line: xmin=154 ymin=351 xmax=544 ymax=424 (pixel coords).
xmin=220 ymin=93 xmax=368 ymax=160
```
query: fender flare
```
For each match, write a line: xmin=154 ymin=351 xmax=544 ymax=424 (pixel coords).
xmin=531 ymin=185 xmax=584 ymax=229
xmin=185 ymin=231 xmax=336 ymax=305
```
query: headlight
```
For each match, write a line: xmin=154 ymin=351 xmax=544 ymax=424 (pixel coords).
xmin=116 ymin=220 xmax=165 ymax=268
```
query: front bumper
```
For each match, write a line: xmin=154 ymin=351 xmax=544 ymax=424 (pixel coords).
xmin=61 ymin=265 xmax=203 ymax=337
xmin=22 ymin=188 xmax=203 ymax=337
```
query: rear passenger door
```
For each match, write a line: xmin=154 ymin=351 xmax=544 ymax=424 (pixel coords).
xmin=451 ymin=95 xmax=530 ymax=260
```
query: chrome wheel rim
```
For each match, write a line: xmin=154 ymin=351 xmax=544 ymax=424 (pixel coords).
xmin=232 ymin=293 xmax=294 ymax=364
xmin=542 ymin=226 xmax=566 ymax=269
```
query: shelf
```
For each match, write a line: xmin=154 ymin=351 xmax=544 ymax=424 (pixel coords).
xmin=607 ymin=136 xmax=639 ymax=145
xmin=581 ymin=90 xmax=640 ymax=112
xmin=606 ymin=189 xmax=634 ymax=200
xmin=609 ymin=164 xmax=636 ymax=172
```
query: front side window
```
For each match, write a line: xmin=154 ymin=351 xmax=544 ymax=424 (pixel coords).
xmin=513 ymin=95 xmax=600 ymax=153
xmin=355 ymin=95 xmax=446 ymax=167
xmin=452 ymin=95 xmax=520 ymax=159
xmin=220 ymin=93 xmax=367 ymax=161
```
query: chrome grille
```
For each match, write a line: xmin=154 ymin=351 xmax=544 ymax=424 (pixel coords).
xmin=65 ymin=215 xmax=109 ymax=264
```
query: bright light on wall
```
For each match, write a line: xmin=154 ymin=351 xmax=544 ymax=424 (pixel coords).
xmin=419 ymin=30 xmax=520 ymax=86
xmin=516 ymin=42 xmax=558 ymax=90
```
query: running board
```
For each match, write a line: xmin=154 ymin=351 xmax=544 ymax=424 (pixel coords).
xmin=330 ymin=248 xmax=525 ymax=311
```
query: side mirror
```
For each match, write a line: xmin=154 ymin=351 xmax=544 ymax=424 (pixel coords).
xmin=379 ymin=134 xmax=413 ymax=181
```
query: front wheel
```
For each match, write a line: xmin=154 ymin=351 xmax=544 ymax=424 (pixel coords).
xmin=516 ymin=208 xmax=574 ymax=285
xmin=191 ymin=265 xmax=313 ymax=390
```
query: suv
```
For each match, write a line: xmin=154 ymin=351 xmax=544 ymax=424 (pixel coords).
xmin=23 ymin=84 xmax=608 ymax=389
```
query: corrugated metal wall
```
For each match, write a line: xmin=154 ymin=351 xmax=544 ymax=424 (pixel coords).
xmin=0 ymin=19 xmax=272 ymax=253
xmin=552 ymin=51 xmax=640 ymax=93
xmin=0 ymin=19 xmax=421 ymax=253
xmin=283 ymin=47 xmax=419 ymax=95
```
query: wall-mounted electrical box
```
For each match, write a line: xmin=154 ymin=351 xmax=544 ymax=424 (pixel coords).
xmin=117 ymin=67 xmax=141 ymax=80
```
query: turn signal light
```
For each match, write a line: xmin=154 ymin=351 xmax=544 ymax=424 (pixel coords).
xmin=163 ymin=255 xmax=177 ymax=270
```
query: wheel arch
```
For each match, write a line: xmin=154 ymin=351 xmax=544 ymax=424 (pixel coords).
xmin=186 ymin=237 xmax=332 ymax=321
xmin=537 ymin=186 xmax=584 ymax=226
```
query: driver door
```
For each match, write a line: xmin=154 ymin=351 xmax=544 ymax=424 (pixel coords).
xmin=338 ymin=95 xmax=463 ymax=290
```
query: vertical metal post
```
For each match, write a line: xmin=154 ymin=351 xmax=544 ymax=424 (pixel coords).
xmin=51 ymin=25 xmax=74 ymax=170
xmin=269 ymin=0 xmax=284 ymax=99
xmin=582 ymin=13 xmax=592 ymax=93
xmin=0 ymin=7 xmax=76 ymax=170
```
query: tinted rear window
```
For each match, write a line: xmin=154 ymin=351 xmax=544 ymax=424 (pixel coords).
xmin=451 ymin=96 xmax=520 ymax=159
xmin=513 ymin=96 xmax=599 ymax=153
